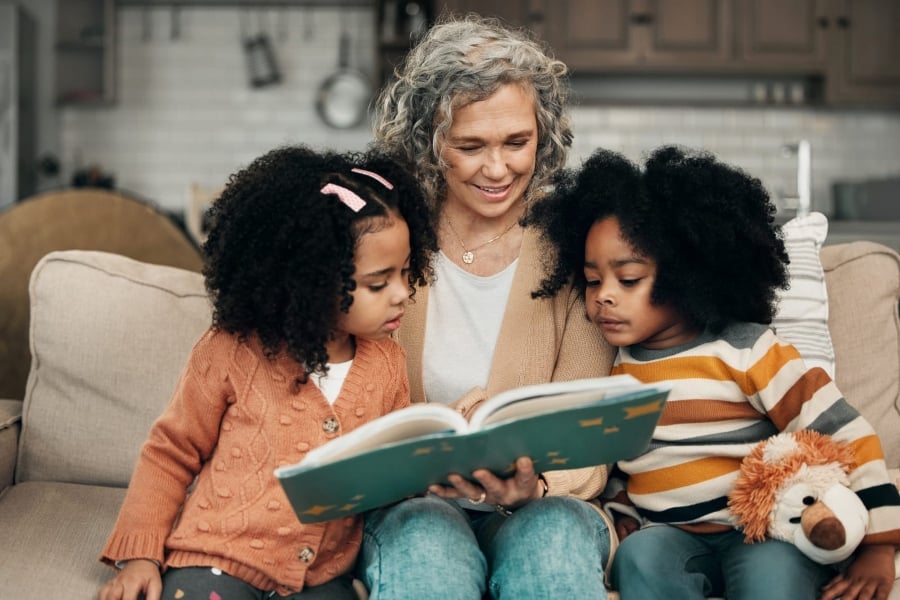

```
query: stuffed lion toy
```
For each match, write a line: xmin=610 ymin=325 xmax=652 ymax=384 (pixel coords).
xmin=728 ymin=430 xmax=868 ymax=564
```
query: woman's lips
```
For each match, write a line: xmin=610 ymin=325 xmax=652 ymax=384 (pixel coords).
xmin=474 ymin=183 xmax=512 ymax=201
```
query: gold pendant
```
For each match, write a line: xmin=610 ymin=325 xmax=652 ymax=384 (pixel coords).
xmin=462 ymin=251 xmax=474 ymax=264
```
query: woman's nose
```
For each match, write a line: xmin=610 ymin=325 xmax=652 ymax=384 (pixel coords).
xmin=481 ymin=149 xmax=507 ymax=178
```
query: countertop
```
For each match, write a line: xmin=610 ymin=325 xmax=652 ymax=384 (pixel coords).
xmin=825 ymin=220 xmax=900 ymax=251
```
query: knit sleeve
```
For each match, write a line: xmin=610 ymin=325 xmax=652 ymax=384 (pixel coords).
xmin=100 ymin=328 xmax=236 ymax=567
xmin=541 ymin=284 xmax=612 ymax=500
xmin=552 ymin=283 xmax=616 ymax=383
xmin=748 ymin=330 xmax=900 ymax=544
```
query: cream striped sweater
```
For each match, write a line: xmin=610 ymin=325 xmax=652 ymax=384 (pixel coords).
xmin=612 ymin=321 xmax=900 ymax=545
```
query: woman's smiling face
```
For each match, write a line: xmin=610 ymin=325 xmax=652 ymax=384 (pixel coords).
xmin=439 ymin=83 xmax=538 ymax=220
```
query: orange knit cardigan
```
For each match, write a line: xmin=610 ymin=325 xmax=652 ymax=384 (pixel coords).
xmin=101 ymin=328 xmax=409 ymax=595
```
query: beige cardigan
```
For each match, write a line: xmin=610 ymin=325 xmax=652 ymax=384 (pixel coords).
xmin=396 ymin=227 xmax=617 ymax=499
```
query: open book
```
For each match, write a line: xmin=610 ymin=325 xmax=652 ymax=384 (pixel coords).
xmin=275 ymin=374 xmax=669 ymax=523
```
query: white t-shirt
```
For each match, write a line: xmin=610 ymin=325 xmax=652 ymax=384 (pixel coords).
xmin=422 ymin=251 xmax=518 ymax=405
xmin=309 ymin=359 xmax=353 ymax=404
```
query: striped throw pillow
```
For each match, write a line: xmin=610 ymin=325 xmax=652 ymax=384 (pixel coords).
xmin=772 ymin=212 xmax=836 ymax=378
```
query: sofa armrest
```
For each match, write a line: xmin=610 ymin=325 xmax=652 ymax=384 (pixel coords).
xmin=0 ymin=399 xmax=22 ymax=493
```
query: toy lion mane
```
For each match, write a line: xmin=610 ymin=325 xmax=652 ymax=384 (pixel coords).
xmin=728 ymin=430 xmax=868 ymax=564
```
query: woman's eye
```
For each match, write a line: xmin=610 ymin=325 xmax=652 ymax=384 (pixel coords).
xmin=368 ymin=283 xmax=388 ymax=292
xmin=584 ymin=279 xmax=601 ymax=288
xmin=620 ymin=278 xmax=640 ymax=287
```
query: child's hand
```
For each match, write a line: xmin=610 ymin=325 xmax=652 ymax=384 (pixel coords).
xmin=614 ymin=514 xmax=641 ymax=542
xmin=820 ymin=544 xmax=896 ymax=600
xmin=98 ymin=559 xmax=162 ymax=600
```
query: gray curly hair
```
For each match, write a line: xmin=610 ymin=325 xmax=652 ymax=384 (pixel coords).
xmin=372 ymin=14 xmax=573 ymax=210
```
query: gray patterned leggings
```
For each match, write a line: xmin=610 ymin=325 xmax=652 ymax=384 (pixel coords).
xmin=161 ymin=567 xmax=357 ymax=600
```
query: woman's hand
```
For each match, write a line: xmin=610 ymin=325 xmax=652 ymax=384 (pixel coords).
xmin=98 ymin=559 xmax=162 ymax=600
xmin=428 ymin=456 xmax=545 ymax=509
xmin=820 ymin=544 xmax=896 ymax=600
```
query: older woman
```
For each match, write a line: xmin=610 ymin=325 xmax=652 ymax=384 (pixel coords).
xmin=357 ymin=14 xmax=617 ymax=599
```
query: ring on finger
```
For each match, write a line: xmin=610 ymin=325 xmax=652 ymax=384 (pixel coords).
xmin=472 ymin=491 xmax=487 ymax=504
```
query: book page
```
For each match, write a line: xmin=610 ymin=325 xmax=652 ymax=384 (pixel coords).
xmin=276 ymin=403 xmax=468 ymax=475
xmin=469 ymin=374 xmax=643 ymax=429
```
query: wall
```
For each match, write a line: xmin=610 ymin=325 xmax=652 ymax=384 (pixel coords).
xmin=57 ymin=6 xmax=900 ymax=218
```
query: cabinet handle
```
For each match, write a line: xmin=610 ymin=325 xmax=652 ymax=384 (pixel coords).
xmin=836 ymin=16 xmax=850 ymax=28
xmin=630 ymin=13 xmax=653 ymax=25
xmin=527 ymin=10 xmax=544 ymax=25
xmin=816 ymin=16 xmax=829 ymax=28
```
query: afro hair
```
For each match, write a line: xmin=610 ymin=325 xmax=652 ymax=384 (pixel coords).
xmin=529 ymin=145 xmax=789 ymax=333
xmin=202 ymin=144 xmax=436 ymax=376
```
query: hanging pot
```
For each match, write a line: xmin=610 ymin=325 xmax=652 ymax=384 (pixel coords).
xmin=316 ymin=16 xmax=371 ymax=129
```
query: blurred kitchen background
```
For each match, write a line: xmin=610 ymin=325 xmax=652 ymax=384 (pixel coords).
xmin=2 ymin=0 xmax=899 ymax=247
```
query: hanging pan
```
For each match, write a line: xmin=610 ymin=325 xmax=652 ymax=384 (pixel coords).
xmin=316 ymin=14 xmax=371 ymax=129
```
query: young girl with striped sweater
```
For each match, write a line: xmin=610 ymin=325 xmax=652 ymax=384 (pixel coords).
xmin=529 ymin=145 xmax=900 ymax=600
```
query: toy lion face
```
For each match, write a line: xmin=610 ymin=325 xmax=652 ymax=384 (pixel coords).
xmin=729 ymin=430 xmax=868 ymax=564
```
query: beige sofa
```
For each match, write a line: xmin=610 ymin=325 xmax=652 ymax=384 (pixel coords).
xmin=0 ymin=243 xmax=898 ymax=598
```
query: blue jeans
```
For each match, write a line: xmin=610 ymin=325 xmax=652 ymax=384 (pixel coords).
xmin=608 ymin=524 xmax=835 ymax=600
xmin=357 ymin=495 xmax=611 ymax=599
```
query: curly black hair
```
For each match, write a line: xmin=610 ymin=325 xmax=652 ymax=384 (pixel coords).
xmin=202 ymin=145 xmax=437 ymax=376
xmin=528 ymin=145 xmax=789 ymax=333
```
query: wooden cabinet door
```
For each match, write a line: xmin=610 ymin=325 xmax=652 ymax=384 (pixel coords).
xmin=736 ymin=0 xmax=829 ymax=70
xmin=543 ymin=0 xmax=733 ymax=71
xmin=640 ymin=0 xmax=734 ymax=68
xmin=542 ymin=0 xmax=640 ymax=69
xmin=435 ymin=0 xmax=535 ymax=29
xmin=827 ymin=0 xmax=900 ymax=105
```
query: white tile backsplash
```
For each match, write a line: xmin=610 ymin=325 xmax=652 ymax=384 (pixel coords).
xmin=60 ymin=7 xmax=900 ymax=218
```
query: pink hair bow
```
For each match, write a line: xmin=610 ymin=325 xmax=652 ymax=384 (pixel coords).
xmin=320 ymin=183 xmax=366 ymax=212
xmin=320 ymin=168 xmax=394 ymax=212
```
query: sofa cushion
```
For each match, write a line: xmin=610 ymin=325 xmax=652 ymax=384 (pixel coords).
xmin=0 ymin=481 xmax=126 ymax=596
xmin=773 ymin=212 xmax=836 ymax=377
xmin=18 ymin=250 xmax=211 ymax=486
xmin=821 ymin=241 xmax=900 ymax=469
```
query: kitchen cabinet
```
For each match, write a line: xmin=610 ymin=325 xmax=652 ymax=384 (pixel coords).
xmin=824 ymin=0 xmax=900 ymax=106
xmin=55 ymin=0 xmax=115 ymax=105
xmin=0 ymin=2 xmax=37 ymax=206
xmin=438 ymin=0 xmax=734 ymax=71
xmin=736 ymin=0 xmax=829 ymax=70
xmin=542 ymin=0 xmax=734 ymax=72
xmin=413 ymin=0 xmax=900 ymax=107
xmin=735 ymin=0 xmax=900 ymax=106
xmin=435 ymin=0 xmax=535 ymax=28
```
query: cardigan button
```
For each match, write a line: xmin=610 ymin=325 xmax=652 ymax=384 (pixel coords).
xmin=322 ymin=417 xmax=339 ymax=433
xmin=298 ymin=546 xmax=315 ymax=562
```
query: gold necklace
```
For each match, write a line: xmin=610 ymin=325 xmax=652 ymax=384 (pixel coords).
xmin=445 ymin=216 xmax=519 ymax=265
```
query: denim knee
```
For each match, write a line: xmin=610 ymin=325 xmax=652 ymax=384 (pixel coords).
xmin=358 ymin=496 xmax=486 ymax=600
xmin=485 ymin=497 xmax=610 ymax=599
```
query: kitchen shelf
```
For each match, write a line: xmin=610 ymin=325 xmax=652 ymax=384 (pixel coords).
xmin=56 ymin=0 xmax=116 ymax=106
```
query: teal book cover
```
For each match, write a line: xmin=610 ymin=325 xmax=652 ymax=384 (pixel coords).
xmin=275 ymin=375 xmax=668 ymax=523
